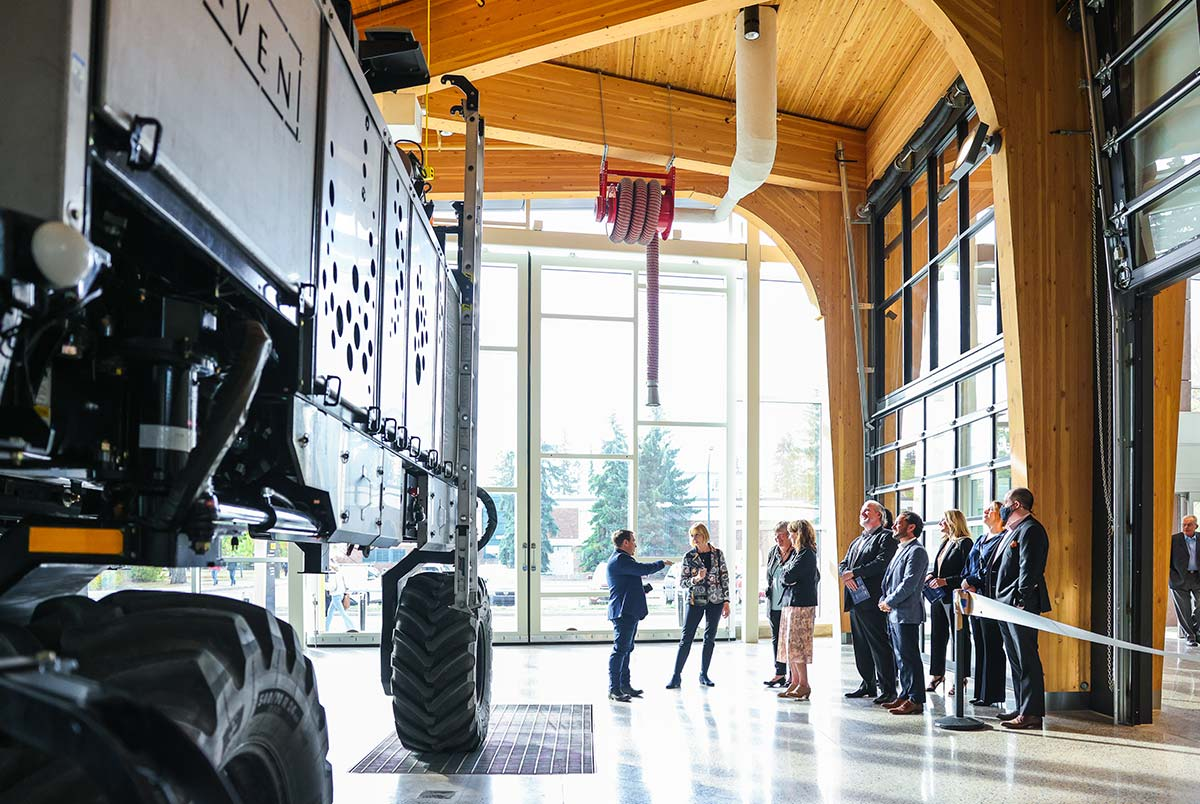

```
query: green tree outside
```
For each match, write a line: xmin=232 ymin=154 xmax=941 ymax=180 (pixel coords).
xmin=577 ymin=421 xmax=698 ymax=573
xmin=489 ymin=446 xmax=570 ymax=570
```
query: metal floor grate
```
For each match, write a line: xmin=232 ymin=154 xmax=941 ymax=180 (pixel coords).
xmin=351 ymin=704 xmax=594 ymax=775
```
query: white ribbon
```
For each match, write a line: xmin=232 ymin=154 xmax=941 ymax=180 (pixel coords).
xmin=955 ymin=590 xmax=1198 ymax=663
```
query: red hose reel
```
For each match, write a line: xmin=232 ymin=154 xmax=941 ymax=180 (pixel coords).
xmin=595 ymin=161 xmax=675 ymax=407
xmin=593 ymin=162 xmax=676 ymax=241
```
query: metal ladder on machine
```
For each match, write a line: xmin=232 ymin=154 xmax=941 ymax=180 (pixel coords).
xmin=1076 ymin=0 xmax=1200 ymax=725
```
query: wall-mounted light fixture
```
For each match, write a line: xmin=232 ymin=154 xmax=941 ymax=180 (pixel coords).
xmin=743 ymin=5 xmax=761 ymax=40
xmin=936 ymin=122 xmax=1000 ymax=202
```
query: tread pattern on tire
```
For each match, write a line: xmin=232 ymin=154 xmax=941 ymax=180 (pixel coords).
xmin=389 ymin=572 xmax=493 ymax=753
xmin=1 ymin=591 xmax=332 ymax=804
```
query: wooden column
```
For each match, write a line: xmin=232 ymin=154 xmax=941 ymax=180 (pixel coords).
xmin=987 ymin=0 xmax=1095 ymax=698
xmin=1153 ymin=283 xmax=1188 ymax=694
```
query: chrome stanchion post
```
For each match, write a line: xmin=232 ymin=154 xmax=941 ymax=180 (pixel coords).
xmin=935 ymin=590 xmax=987 ymax=731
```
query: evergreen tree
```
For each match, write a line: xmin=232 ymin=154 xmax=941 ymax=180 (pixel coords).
xmin=488 ymin=447 xmax=568 ymax=570
xmin=577 ymin=423 xmax=630 ymax=572
xmin=577 ymin=421 xmax=698 ymax=571
xmin=770 ymin=403 xmax=822 ymax=506
xmin=635 ymin=428 xmax=698 ymax=558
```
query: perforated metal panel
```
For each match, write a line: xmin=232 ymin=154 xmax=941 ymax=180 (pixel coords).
xmin=403 ymin=216 xmax=443 ymax=452
xmin=314 ymin=29 xmax=385 ymax=411
xmin=378 ymin=151 xmax=411 ymax=427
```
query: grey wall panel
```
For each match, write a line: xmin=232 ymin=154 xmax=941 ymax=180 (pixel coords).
xmin=99 ymin=0 xmax=322 ymax=286
xmin=313 ymin=29 xmax=386 ymax=412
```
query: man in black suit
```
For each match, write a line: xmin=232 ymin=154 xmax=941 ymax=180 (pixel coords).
xmin=838 ymin=500 xmax=898 ymax=703
xmin=1168 ymin=515 xmax=1200 ymax=647
xmin=992 ymin=487 xmax=1052 ymax=730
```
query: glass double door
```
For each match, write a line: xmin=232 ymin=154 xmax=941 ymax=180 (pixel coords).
xmin=480 ymin=250 xmax=736 ymax=643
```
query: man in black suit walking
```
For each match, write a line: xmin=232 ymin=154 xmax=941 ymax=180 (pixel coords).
xmin=1168 ymin=515 xmax=1200 ymax=647
xmin=838 ymin=500 xmax=898 ymax=703
xmin=993 ymin=487 xmax=1052 ymax=730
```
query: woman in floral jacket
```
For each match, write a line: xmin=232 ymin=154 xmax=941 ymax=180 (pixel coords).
xmin=666 ymin=523 xmax=731 ymax=689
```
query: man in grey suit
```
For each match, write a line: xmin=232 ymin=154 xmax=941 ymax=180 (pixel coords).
xmin=877 ymin=511 xmax=930 ymax=715
xmin=1169 ymin=515 xmax=1200 ymax=647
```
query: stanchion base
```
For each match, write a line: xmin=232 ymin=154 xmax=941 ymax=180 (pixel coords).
xmin=934 ymin=715 xmax=988 ymax=731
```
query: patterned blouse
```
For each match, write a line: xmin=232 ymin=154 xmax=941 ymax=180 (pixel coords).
xmin=680 ymin=546 xmax=731 ymax=606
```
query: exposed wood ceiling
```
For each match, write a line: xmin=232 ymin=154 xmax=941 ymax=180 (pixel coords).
xmin=553 ymin=0 xmax=933 ymax=129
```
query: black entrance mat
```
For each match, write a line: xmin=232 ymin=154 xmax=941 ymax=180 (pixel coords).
xmin=350 ymin=704 xmax=594 ymax=775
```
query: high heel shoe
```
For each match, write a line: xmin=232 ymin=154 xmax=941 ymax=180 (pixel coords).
xmin=698 ymin=674 xmax=716 ymax=687
xmin=665 ymin=675 xmax=682 ymax=689
xmin=926 ymin=675 xmax=945 ymax=692
xmin=763 ymin=676 xmax=788 ymax=688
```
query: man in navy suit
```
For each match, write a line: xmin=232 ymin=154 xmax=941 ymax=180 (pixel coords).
xmin=606 ymin=529 xmax=673 ymax=702
xmin=993 ymin=487 xmax=1052 ymax=731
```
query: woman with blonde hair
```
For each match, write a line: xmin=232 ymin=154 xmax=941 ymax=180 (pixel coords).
xmin=925 ymin=509 xmax=974 ymax=693
xmin=777 ymin=519 xmax=819 ymax=701
xmin=666 ymin=523 xmax=730 ymax=688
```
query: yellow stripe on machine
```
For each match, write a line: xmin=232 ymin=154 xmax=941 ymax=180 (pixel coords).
xmin=28 ymin=527 xmax=124 ymax=555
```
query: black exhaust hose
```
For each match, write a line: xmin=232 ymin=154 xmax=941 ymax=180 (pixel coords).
xmin=476 ymin=486 xmax=497 ymax=552
xmin=158 ymin=320 xmax=272 ymax=530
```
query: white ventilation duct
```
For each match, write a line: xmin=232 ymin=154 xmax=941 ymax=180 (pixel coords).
xmin=675 ymin=5 xmax=777 ymax=224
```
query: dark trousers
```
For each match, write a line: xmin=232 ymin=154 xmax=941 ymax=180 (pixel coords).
xmin=849 ymin=603 xmax=896 ymax=696
xmin=673 ymin=601 xmax=723 ymax=677
xmin=1000 ymin=621 xmax=1045 ymax=716
xmin=1170 ymin=584 xmax=1200 ymax=642
xmin=929 ymin=599 xmax=970 ymax=678
xmin=888 ymin=621 xmax=925 ymax=705
xmin=608 ymin=617 xmax=639 ymax=692
xmin=768 ymin=608 xmax=787 ymax=676
xmin=969 ymin=615 xmax=1008 ymax=704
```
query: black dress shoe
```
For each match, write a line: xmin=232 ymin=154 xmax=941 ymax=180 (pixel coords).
xmin=622 ymin=687 xmax=644 ymax=698
xmin=845 ymin=688 xmax=876 ymax=699
xmin=996 ymin=710 xmax=1021 ymax=721
xmin=872 ymin=692 xmax=896 ymax=705
xmin=666 ymin=676 xmax=682 ymax=689
xmin=969 ymin=698 xmax=985 ymax=706
xmin=1188 ymin=639 xmax=1198 ymax=647
xmin=699 ymin=674 xmax=716 ymax=687
xmin=608 ymin=690 xmax=632 ymax=702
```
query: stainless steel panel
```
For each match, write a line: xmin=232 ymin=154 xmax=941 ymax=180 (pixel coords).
xmin=378 ymin=151 xmax=412 ymax=427
xmin=418 ymin=473 xmax=455 ymax=548
xmin=403 ymin=218 xmax=443 ymax=451
xmin=380 ymin=448 xmax=407 ymax=544
xmin=340 ymin=425 xmax=382 ymax=543
xmin=99 ymin=0 xmax=322 ymax=286
xmin=313 ymin=27 xmax=386 ymax=412
xmin=0 ymin=0 xmax=91 ymax=227
xmin=293 ymin=396 xmax=346 ymax=508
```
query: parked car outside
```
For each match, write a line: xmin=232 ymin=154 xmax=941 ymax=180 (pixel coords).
xmin=663 ymin=563 xmax=680 ymax=605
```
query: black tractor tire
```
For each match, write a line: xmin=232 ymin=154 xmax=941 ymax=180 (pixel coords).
xmin=389 ymin=572 xmax=493 ymax=753
xmin=0 ymin=591 xmax=333 ymax=804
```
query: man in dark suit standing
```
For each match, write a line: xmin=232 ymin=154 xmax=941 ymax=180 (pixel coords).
xmin=1168 ymin=515 xmax=1200 ymax=647
xmin=606 ymin=529 xmax=673 ymax=702
xmin=838 ymin=500 xmax=898 ymax=703
xmin=993 ymin=487 xmax=1052 ymax=730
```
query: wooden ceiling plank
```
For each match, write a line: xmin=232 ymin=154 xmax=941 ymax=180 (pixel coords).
xmin=352 ymin=0 xmax=750 ymax=82
xmin=411 ymin=62 xmax=867 ymax=191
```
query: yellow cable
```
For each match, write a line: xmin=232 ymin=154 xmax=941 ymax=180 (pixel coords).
xmin=422 ymin=0 xmax=430 ymax=171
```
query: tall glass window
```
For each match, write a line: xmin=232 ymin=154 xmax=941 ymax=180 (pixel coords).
xmin=867 ymin=104 xmax=1010 ymax=538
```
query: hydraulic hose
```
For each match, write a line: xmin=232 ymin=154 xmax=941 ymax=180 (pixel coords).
xmin=158 ymin=320 xmax=272 ymax=530
xmin=476 ymin=486 xmax=498 ymax=552
xmin=609 ymin=177 xmax=662 ymax=406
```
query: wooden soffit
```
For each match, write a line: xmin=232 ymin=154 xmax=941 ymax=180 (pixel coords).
xmin=411 ymin=63 xmax=867 ymax=192
xmin=350 ymin=0 xmax=748 ymax=83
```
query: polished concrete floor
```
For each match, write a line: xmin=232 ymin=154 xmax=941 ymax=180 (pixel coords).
xmin=312 ymin=637 xmax=1200 ymax=803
